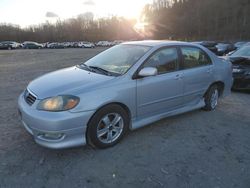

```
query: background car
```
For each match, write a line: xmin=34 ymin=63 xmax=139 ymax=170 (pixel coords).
xmin=78 ymin=41 xmax=95 ymax=48
xmin=192 ymin=41 xmax=218 ymax=54
xmin=0 ymin=41 xmax=20 ymax=50
xmin=62 ymin=42 xmax=72 ymax=48
xmin=23 ymin=41 xmax=43 ymax=49
xmin=96 ymin=41 xmax=114 ymax=47
xmin=72 ymin=42 xmax=79 ymax=48
xmin=228 ymin=45 xmax=250 ymax=90
xmin=47 ymin=42 xmax=65 ymax=49
xmin=216 ymin=42 xmax=236 ymax=56
xmin=234 ymin=41 xmax=249 ymax=49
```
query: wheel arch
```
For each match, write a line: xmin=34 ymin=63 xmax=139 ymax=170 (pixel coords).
xmin=205 ymin=81 xmax=225 ymax=97
xmin=85 ymin=102 xmax=132 ymax=145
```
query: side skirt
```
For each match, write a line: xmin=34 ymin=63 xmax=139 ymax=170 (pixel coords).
xmin=131 ymin=98 xmax=205 ymax=130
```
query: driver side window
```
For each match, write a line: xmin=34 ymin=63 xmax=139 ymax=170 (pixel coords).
xmin=143 ymin=47 xmax=178 ymax=74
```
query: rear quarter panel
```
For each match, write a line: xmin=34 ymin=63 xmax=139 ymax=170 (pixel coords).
xmin=209 ymin=51 xmax=233 ymax=97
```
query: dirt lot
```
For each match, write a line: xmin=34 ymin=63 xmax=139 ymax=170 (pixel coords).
xmin=0 ymin=48 xmax=250 ymax=188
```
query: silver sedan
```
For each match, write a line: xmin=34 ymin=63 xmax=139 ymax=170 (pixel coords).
xmin=18 ymin=41 xmax=233 ymax=149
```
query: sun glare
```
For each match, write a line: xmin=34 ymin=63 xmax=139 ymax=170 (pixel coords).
xmin=0 ymin=0 xmax=151 ymax=27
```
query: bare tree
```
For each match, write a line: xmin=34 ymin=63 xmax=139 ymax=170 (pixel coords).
xmin=0 ymin=15 xmax=140 ymax=42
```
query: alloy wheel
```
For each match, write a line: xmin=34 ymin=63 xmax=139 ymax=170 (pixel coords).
xmin=210 ymin=89 xmax=219 ymax=109
xmin=97 ymin=113 xmax=124 ymax=144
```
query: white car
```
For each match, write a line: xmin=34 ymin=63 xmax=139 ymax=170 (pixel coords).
xmin=78 ymin=42 xmax=95 ymax=48
xmin=96 ymin=41 xmax=113 ymax=47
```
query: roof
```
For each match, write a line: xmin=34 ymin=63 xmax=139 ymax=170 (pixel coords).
xmin=123 ymin=40 xmax=192 ymax=47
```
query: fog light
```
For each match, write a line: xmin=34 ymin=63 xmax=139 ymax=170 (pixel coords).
xmin=39 ymin=133 xmax=64 ymax=140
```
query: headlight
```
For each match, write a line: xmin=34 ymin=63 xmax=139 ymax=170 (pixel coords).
xmin=37 ymin=95 xmax=80 ymax=111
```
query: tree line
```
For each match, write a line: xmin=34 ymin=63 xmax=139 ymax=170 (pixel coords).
xmin=0 ymin=0 xmax=250 ymax=42
xmin=0 ymin=16 xmax=140 ymax=42
xmin=141 ymin=0 xmax=250 ymax=41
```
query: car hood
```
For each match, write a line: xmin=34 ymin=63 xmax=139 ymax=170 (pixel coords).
xmin=229 ymin=56 xmax=250 ymax=65
xmin=28 ymin=66 xmax=115 ymax=99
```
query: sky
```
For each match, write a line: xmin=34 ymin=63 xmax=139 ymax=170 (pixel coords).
xmin=0 ymin=0 xmax=152 ymax=27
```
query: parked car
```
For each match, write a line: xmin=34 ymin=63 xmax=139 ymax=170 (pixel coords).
xmin=96 ymin=41 xmax=113 ymax=47
xmin=67 ymin=42 xmax=75 ymax=48
xmin=47 ymin=42 xmax=65 ymax=49
xmin=72 ymin=42 xmax=80 ymax=48
xmin=216 ymin=43 xmax=236 ymax=56
xmin=41 ymin=42 xmax=48 ymax=48
xmin=192 ymin=41 xmax=218 ymax=54
xmin=18 ymin=41 xmax=232 ymax=149
xmin=23 ymin=41 xmax=43 ymax=49
xmin=62 ymin=42 xmax=72 ymax=48
xmin=228 ymin=45 xmax=250 ymax=90
xmin=78 ymin=42 xmax=95 ymax=48
xmin=234 ymin=41 xmax=248 ymax=49
xmin=0 ymin=41 xmax=20 ymax=50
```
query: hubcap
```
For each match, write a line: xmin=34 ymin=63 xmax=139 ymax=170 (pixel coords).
xmin=97 ymin=113 xmax=124 ymax=144
xmin=211 ymin=89 xmax=219 ymax=109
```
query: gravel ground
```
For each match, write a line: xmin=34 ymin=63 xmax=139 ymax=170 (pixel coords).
xmin=0 ymin=48 xmax=250 ymax=188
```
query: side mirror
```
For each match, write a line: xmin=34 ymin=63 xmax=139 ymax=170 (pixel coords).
xmin=138 ymin=67 xmax=158 ymax=77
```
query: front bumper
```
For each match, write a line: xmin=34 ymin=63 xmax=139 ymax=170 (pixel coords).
xmin=232 ymin=75 xmax=250 ymax=89
xmin=18 ymin=92 xmax=95 ymax=149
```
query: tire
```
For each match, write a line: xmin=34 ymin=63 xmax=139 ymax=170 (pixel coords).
xmin=203 ymin=85 xmax=219 ymax=111
xmin=87 ymin=104 xmax=129 ymax=149
xmin=8 ymin=46 xmax=12 ymax=50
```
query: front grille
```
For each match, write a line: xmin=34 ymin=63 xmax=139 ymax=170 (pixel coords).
xmin=233 ymin=71 xmax=245 ymax=78
xmin=24 ymin=90 xmax=37 ymax=105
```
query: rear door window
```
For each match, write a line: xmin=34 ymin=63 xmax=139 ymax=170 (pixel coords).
xmin=180 ymin=47 xmax=212 ymax=69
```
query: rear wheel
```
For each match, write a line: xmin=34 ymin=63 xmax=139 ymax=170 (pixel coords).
xmin=87 ymin=104 xmax=129 ymax=148
xmin=203 ymin=85 xmax=219 ymax=111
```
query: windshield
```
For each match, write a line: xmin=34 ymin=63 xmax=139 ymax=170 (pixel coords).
xmin=216 ymin=43 xmax=228 ymax=48
xmin=2 ymin=41 xmax=13 ymax=44
xmin=231 ymin=46 xmax=250 ymax=57
xmin=235 ymin=42 xmax=246 ymax=46
xmin=82 ymin=44 xmax=151 ymax=75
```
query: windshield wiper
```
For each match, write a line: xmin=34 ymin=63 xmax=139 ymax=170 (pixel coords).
xmin=78 ymin=64 xmax=119 ymax=76
xmin=78 ymin=64 xmax=93 ymax=72
xmin=89 ymin=66 xmax=113 ymax=76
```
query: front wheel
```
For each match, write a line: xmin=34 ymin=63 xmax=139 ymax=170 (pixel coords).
xmin=203 ymin=85 xmax=219 ymax=111
xmin=87 ymin=104 xmax=129 ymax=149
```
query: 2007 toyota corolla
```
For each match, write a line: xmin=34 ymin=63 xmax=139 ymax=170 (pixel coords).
xmin=18 ymin=41 xmax=233 ymax=149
